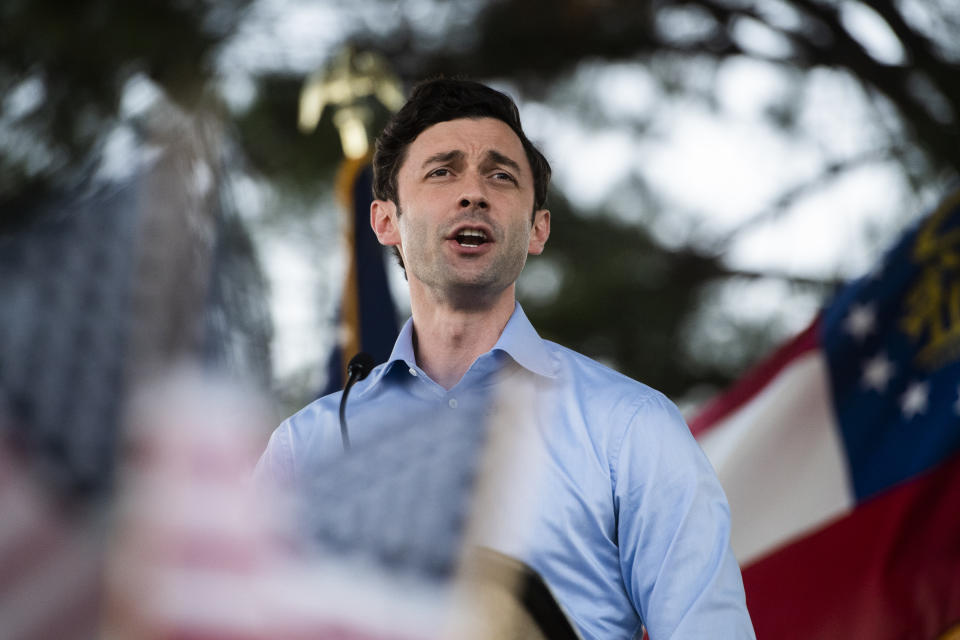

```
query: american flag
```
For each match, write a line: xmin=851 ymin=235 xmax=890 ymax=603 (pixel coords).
xmin=0 ymin=103 xmax=272 ymax=639
xmin=0 ymin=440 xmax=104 ymax=640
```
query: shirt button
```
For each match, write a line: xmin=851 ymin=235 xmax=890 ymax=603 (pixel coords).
xmin=408 ymin=368 xmax=418 ymax=377
xmin=448 ymin=398 xmax=458 ymax=409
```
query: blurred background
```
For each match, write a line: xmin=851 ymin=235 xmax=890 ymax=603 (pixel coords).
xmin=4 ymin=0 xmax=958 ymax=417
xmin=2 ymin=1 xmax=960 ymax=637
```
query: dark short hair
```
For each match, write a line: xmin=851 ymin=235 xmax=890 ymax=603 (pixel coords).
xmin=373 ymin=78 xmax=551 ymax=212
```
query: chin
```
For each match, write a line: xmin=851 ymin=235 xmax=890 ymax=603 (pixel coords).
xmin=442 ymin=279 xmax=511 ymax=311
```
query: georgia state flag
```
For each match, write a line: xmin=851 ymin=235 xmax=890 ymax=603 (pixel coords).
xmin=692 ymin=190 xmax=960 ymax=640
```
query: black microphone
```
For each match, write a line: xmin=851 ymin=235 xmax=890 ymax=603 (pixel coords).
xmin=338 ymin=352 xmax=374 ymax=451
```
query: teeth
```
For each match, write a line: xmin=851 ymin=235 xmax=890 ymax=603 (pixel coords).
xmin=456 ymin=229 xmax=487 ymax=246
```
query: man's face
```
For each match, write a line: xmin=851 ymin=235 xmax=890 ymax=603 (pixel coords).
xmin=371 ymin=117 xmax=550 ymax=308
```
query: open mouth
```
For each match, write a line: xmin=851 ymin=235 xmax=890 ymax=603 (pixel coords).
xmin=455 ymin=229 xmax=489 ymax=247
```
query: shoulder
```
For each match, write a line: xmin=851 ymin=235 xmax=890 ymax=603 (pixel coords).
xmin=542 ymin=339 xmax=678 ymax=419
xmin=255 ymin=387 xmax=347 ymax=486
xmin=262 ymin=360 xmax=399 ymax=467
xmin=280 ymin=359 xmax=394 ymax=433
xmin=279 ymin=390 xmax=341 ymax=438
xmin=538 ymin=339 xmax=694 ymax=468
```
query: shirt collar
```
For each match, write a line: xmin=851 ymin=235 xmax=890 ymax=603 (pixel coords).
xmin=491 ymin=302 xmax=558 ymax=379
xmin=388 ymin=314 xmax=418 ymax=369
xmin=362 ymin=301 xmax=558 ymax=392
xmin=357 ymin=318 xmax=416 ymax=393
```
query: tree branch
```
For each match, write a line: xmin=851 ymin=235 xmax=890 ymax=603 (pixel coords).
xmin=716 ymin=146 xmax=901 ymax=247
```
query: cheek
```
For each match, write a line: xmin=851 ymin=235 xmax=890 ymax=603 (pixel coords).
xmin=505 ymin=224 xmax=532 ymax=256
xmin=397 ymin=211 xmax=430 ymax=249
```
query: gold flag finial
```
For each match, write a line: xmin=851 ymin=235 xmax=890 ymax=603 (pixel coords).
xmin=298 ymin=47 xmax=404 ymax=159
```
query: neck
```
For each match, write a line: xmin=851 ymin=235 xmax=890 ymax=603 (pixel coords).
xmin=408 ymin=284 xmax=516 ymax=390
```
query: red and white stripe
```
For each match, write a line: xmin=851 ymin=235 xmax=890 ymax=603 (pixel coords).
xmin=692 ymin=320 xmax=855 ymax=565
xmin=0 ymin=442 xmax=103 ymax=640
xmin=691 ymin=319 xmax=960 ymax=639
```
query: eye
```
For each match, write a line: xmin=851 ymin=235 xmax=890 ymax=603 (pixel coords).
xmin=492 ymin=171 xmax=518 ymax=184
xmin=427 ymin=167 xmax=451 ymax=178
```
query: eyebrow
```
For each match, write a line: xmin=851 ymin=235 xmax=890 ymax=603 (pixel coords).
xmin=484 ymin=150 xmax=523 ymax=175
xmin=419 ymin=149 xmax=524 ymax=175
xmin=421 ymin=150 xmax=464 ymax=169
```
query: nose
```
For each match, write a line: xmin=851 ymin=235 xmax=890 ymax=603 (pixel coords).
xmin=458 ymin=174 xmax=489 ymax=210
xmin=459 ymin=196 xmax=488 ymax=209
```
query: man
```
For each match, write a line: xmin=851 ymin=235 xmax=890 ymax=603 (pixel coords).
xmin=256 ymin=78 xmax=755 ymax=639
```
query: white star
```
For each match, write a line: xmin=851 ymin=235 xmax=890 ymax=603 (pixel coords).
xmin=844 ymin=303 xmax=876 ymax=341
xmin=861 ymin=352 xmax=895 ymax=392
xmin=900 ymin=381 xmax=929 ymax=420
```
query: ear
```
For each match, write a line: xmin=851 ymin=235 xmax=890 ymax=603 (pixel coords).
xmin=527 ymin=209 xmax=550 ymax=255
xmin=370 ymin=199 xmax=400 ymax=246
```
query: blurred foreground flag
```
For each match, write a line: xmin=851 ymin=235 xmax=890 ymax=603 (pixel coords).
xmin=691 ymin=190 xmax=960 ymax=639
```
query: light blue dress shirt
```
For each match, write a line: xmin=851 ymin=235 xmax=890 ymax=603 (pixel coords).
xmin=256 ymin=303 xmax=755 ymax=639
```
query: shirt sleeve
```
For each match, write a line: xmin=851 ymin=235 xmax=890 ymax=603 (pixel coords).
xmin=613 ymin=393 xmax=755 ymax=639
xmin=253 ymin=419 xmax=296 ymax=491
